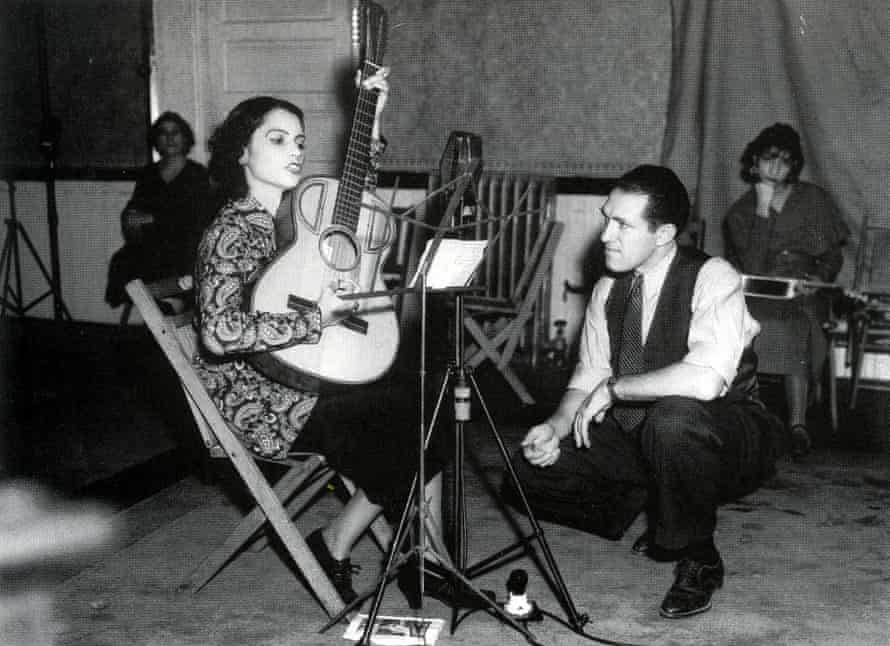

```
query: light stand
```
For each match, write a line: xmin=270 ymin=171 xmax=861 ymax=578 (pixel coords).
xmin=2 ymin=3 xmax=71 ymax=321
xmin=38 ymin=115 xmax=71 ymax=322
xmin=0 ymin=176 xmax=70 ymax=320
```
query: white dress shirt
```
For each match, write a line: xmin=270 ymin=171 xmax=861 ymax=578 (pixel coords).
xmin=568 ymin=244 xmax=761 ymax=397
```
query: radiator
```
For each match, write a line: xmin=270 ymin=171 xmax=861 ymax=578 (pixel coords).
xmin=463 ymin=172 xmax=557 ymax=366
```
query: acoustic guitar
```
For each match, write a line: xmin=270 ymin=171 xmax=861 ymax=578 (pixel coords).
xmin=250 ymin=1 xmax=399 ymax=388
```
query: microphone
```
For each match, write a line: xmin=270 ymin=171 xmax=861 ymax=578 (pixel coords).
xmin=503 ymin=568 xmax=542 ymax=621
xmin=438 ymin=131 xmax=482 ymax=230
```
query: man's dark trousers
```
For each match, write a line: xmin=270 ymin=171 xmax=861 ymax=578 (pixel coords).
xmin=508 ymin=395 xmax=779 ymax=550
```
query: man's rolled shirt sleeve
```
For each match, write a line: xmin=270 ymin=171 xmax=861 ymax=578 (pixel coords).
xmin=567 ymin=277 xmax=615 ymax=393
xmin=684 ymin=257 xmax=761 ymax=393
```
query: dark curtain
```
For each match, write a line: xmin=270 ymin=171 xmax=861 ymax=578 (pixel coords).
xmin=376 ymin=0 xmax=670 ymax=176
xmin=0 ymin=0 xmax=151 ymax=173
xmin=661 ymin=0 xmax=890 ymax=284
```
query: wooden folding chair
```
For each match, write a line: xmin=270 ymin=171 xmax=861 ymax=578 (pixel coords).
xmin=462 ymin=219 xmax=564 ymax=405
xmin=125 ymin=278 xmax=392 ymax=618
xmin=119 ymin=275 xmax=194 ymax=327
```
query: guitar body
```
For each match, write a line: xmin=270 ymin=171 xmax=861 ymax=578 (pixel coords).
xmin=251 ymin=176 xmax=399 ymax=386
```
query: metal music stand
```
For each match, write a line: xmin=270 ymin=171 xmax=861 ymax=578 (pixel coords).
xmin=320 ymin=172 xmax=585 ymax=646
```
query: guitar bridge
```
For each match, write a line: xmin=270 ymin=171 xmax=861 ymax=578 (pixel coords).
xmin=287 ymin=294 xmax=317 ymax=312
xmin=341 ymin=315 xmax=368 ymax=335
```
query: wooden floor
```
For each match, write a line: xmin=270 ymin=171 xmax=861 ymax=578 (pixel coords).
xmin=3 ymin=316 xmax=890 ymax=646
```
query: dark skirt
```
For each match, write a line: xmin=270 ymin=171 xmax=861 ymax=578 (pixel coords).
xmin=746 ymin=294 xmax=829 ymax=382
xmin=294 ymin=373 xmax=450 ymax=519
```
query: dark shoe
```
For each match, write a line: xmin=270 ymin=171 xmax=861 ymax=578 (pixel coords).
xmin=631 ymin=529 xmax=653 ymax=555
xmin=306 ymin=529 xmax=359 ymax=605
xmin=659 ymin=556 xmax=724 ymax=619
xmin=790 ymin=424 xmax=812 ymax=457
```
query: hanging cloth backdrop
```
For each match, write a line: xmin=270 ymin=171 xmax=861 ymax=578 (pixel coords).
xmin=376 ymin=0 xmax=671 ymax=177
xmin=661 ymin=0 xmax=890 ymax=284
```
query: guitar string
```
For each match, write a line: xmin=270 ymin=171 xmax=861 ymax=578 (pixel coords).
xmin=328 ymin=62 xmax=382 ymax=291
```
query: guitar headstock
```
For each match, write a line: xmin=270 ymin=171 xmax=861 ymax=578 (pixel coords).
xmin=359 ymin=0 xmax=387 ymax=69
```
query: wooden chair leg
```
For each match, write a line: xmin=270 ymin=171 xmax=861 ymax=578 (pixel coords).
xmin=186 ymin=454 xmax=346 ymax=617
xmin=849 ymin=320 xmax=870 ymax=410
xmin=247 ymin=461 xmax=336 ymax=553
xmin=235 ymin=454 xmax=345 ymax=615
xmin=186 ymin=456 xmax=330 ymax=591
xmin=463 ymin=317 xmax=535 ymax=405
xmin=828 ymin=342 xmax=839 ymax=433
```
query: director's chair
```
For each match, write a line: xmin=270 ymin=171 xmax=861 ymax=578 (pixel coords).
xmin=125 ymin=278 xmax=392 ymax=618
xmin=462 ymin=218 xmax=564 ymax=405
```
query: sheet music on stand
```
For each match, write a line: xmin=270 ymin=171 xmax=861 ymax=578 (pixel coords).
xmin=408 ymin=238 xmax=488 ymax=290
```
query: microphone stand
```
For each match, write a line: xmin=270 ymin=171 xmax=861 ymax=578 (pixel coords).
xmin=321 ymin=173 xmax=585 ymax=645
xmin=324 ymin=278 xmax=550 ymax=646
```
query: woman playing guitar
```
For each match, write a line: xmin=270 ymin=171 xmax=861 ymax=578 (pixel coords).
xmin=190 ymin=59 xmax=448 ymax=606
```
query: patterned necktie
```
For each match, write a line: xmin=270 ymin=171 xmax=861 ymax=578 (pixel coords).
xmin=612 ymin=273 xmax=646 ymax=430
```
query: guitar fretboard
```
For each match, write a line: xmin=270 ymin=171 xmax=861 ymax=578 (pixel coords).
xmin=332 ymin=61 xmax=379 ymax=233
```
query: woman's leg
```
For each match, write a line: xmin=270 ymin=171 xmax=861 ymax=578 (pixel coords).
xmin=322 ymin=488 xmax=383 ymax=560
xmin=420 ymin=473 xmax=444 ymax=561
xmin=322 ymin=473 xmax=444 ymax=560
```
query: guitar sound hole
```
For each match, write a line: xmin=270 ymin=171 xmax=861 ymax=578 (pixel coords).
xmin=319 ymin=228 xmax=360 ymax=272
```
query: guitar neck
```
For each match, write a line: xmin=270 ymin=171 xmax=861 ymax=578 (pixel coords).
xmin=332 ymin=60 xmax=380 ymax=232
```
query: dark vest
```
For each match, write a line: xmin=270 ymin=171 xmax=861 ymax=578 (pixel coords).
xmin=605 ymin=246 xmax=758 ymax=401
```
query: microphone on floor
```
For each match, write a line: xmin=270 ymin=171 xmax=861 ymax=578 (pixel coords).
xmin=502 ymin=569 xmax=542 ymax=622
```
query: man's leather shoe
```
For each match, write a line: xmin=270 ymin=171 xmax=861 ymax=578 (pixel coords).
xmin=631 ymin=530 xmax=653 ymax=555
xmin=659 ymin=556 xmax=724 ymax=619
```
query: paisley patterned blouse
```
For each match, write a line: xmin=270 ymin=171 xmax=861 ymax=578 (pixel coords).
xmin=191 ymin=196 xmax=322 ymax=459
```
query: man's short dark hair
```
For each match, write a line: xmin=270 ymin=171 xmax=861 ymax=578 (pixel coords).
xmin=614 ymin=164 xmax=690 ymax=234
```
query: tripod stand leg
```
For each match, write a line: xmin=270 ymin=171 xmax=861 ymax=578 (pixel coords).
xmin=468 ymin=371 xmax=588 ymax=631
xmin=0 ymin=218 xmax=71 ymax=320
xmin=16 ymin=221 xmax=71 ymax=320
xmin=421 ymin=516 xmax=548 ymax=646
xmin=1 ymin=221 xmax=23 ymax=317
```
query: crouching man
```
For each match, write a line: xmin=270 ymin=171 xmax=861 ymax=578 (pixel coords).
xmin=509 ymin=165 xmax=782 ymax=618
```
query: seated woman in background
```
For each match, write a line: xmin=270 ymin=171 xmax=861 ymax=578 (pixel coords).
xmin=105 ymin=111 xmax=210 ymax=308
xmin=192 ymin=80 xmax=447 ymax=607
xmin=724 ymin=123 xmax=849 ymax=456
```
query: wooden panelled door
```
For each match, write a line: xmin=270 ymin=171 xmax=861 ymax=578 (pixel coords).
xmin=201 ymin=0 xmax=355 ymax=177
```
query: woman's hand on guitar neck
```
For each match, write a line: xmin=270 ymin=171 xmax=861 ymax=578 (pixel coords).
xmin=318 ymin=284 xmax=358 ymax=328
xmin=357 ymin=66 xmax=389 ymax=143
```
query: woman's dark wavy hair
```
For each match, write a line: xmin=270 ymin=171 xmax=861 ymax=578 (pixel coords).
xmin=207 ymin=96 xmax=304 ymax=203
xmin=150 ymin=111 xmax=195 ymax=155
xmin=614 ymin=164 xmax=690 ymax=234
xmin=740 ymin=122 xmax=804 ymax=184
